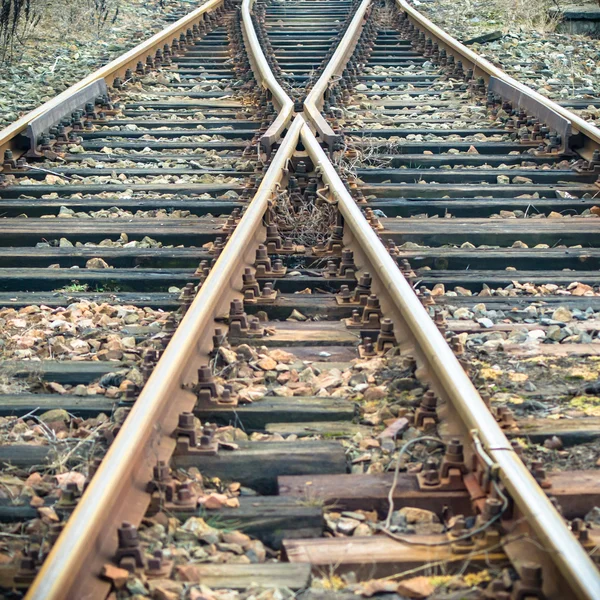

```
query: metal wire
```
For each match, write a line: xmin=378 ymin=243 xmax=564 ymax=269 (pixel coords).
xmin=383 ymin=435 xmax=509 ymax=546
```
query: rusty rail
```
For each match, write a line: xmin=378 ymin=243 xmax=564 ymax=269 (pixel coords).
xmin=242 ymin=0 xmax=295 ymax=153
xmin=0 ymin=0 xmax=228 ymax=162
xmin=23 ymin=5 xmax=302 ymax=598
xmin=396 ymin=0 xmax=600 ymax=159
xmin=17 ymin=1 xmax=600 ymax=597
xmin=301 ymin=124 xmax=600 ymax=599
xmin=303 ymin=0 xmax=371 ymax=147
xmin=297 ymin=4 xmax=600 ymax=597
xmin=27 ymin=112 xmax=305 ymax=599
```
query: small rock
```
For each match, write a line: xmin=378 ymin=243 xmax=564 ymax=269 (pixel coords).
xmin=176 ymin=564 xmax=200 ymax=582
xmin=336 ymin=517 xmax=361 ymax=535
xmin=101 ymin=563 xmax=130 ymax=589
xmin=546 ymin=325 xmax=565 ymax=342
xmin=269 ymin=349 xmax=294 ymax=363
xmin=398 ymin=506 xmax=439 ymax=524
xmin=363 ymin=385 xmax=386 ymax=401
xmin=512 ymin=176 xmax=533 ymax=185
xmin=288 ymin=309 xmax=307 ymax=321
xmin=39 ymin=409 xmax=69 ymax=423
xmin=552 ymin=306 xmax=572 ymax=323
xmin=202 ymin=493 xmax=228 ymax=510
xmin=256 ymin=356 xmax=277 ymax=371
xmin=244 ymin=539 xmax=267 ymax=563
xmin=86 ymin=257 xmax=110 ymax=269
xmin=431 ymin=283 xmax=445 ymax=296
xmin=544 ymin=436 xmax=563 ymax=450
xmin=453 ymin=307 xmax=472 ymax=319
xmin=397 ymin=576 xmax=435 ymax=599
xmin=354 ymin=522 xmax=373 ymax=536
xmin=477 ymin=317 xmax=494 ymax=329
xmin=236 ymin=344 xmax=258 ymax=360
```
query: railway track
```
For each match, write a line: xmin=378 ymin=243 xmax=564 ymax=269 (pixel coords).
xmin=1 ymin=0 xmax=600 ymax=598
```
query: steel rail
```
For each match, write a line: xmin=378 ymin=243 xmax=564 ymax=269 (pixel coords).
xmin=303 ymin=0 xmax=371 ymax=146
xmin=26 ymin=113 xmax=305 ymax=600
xmin=242 ymin=0 xmax=295 ymax=153
xmin=0 ymin=0 xmax=226 ymax=162
xmin=297 ymin=6 xmax=600 ymax=593
xmin=396 ymin=0 xmax=600 ymax=159
xmin=300 ymin=122 xmax=600 ymax=600
xmin=24 ymin=6 xmax=302 ymax=596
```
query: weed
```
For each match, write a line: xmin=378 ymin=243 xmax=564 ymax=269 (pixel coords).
xmin=55 ymin=282 xmax=89 ymax=293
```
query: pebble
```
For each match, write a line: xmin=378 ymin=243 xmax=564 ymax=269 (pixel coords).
xmin=477 ymin=317 xmax=494 ymax=328
xmin=552 ymin=306 xmax=573 ymax=322
xmin=398 ymin=506 xmax=440 ymax=524
xmin=336 ymin=517 xmax=361 ymax=535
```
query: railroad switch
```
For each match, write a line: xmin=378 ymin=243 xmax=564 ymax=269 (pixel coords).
xmin=492 ymin=405 xmax=518 ymax=430
xmin=571 ymin=518 xmax=595 ymax=550
xmin=228 ymin=298 xmax=250 ymax=337
xmin=358 ymin=318 xmax=397 ymax=357
xmin=313 ymin=225 xmax=345 ymax=256
xmin=242 ymin=269 xmax=277 ymax=305
xmin=2 ymin=150 xmax=28 ymax=173
xmin=399 ymin=258 xmax=415 ymax=279
xmin=358 ymin=337 xmax=378 ymax=358
xmin=56 ymin=481 xmax=81 ymax=511
xmin=179 ymin=282 xmax=197 ymax=316
xmin=529 ymin=460 xmax=552 ymax=490
xmin=195 ymin=261 xmax=211 ymax=285
xmin=572 ymin=149 xmax=600 ymax=174
xmin=265 ymin=224 xmax=304 ymax=254
xmin=227 ymin=300 xmax=267 ymax=340
xmin=363 ymin=207 xmax=384 ymax=231
xmin=222 ymin=208 xmax=241 ymax=234
xmin=327 ymin=249 xmax=357 ymax=279
xmin=387 ymin=239 xmax=400 ymax=257
xmin=511 ymin=563 xmax=547 ymax=600
xmin=376 ymin=318 xmax=397 ymax=353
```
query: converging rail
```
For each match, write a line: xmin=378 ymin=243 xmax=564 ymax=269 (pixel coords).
xmin=0 ymin=0 xmax=599 ymax=599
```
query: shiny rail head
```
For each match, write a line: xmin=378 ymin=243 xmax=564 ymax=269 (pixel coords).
xmin=303 ymin=0 xmax=372 ymax=148
xmin=242 ymin=0 xmax=294 ymax=154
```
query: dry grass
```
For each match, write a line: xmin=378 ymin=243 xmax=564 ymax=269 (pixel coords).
xmin=0 ymin=361 xmax=43 ymax=394
xmin=273 ymin=189 xmax=337 ymax=248
xmin=333 ymin=138 xmax=392 ymax=180
xmin=0 ymin=0 xmax=121 ymax=62
xmin=462 ymin=0 xmax=562 ymax=34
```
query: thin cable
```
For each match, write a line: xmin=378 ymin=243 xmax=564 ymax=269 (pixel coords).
xmin=383 ymin=432 xmax=509 ymax=547
xmin=384 ymin=435 xmax=445 ymax=529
